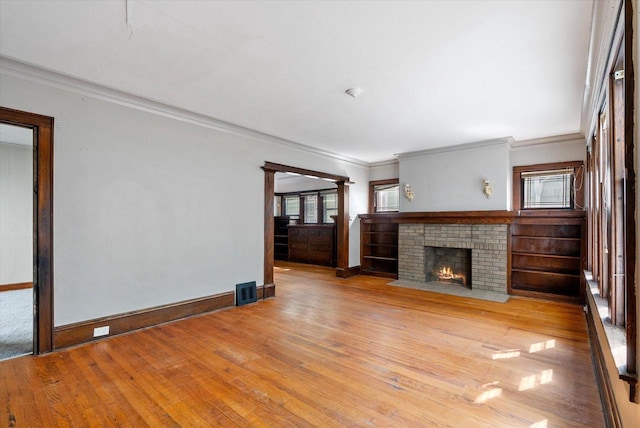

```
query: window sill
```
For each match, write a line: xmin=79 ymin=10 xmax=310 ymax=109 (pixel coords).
xmin=584 ymin=271 xmax=638 ymax=401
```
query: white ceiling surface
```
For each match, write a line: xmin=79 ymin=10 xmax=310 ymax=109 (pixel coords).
xmin=0 ymin=1 xmax=592 ymax=163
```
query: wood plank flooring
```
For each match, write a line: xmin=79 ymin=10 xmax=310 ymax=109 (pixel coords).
xmin=1 ymin=262 xmax=603 ymax=427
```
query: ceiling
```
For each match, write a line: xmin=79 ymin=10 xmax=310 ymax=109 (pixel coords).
xmin=0 ymin=1 xmax=593 ymax=163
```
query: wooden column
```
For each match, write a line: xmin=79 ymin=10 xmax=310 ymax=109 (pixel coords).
xmin=335 ymin=181 xmax=350 ymax=276
xmin=263 ymin=167 xmax=275 ymax=288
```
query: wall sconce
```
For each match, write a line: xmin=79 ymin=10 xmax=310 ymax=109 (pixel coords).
xmin=404 ymin=183 xmax=414 ymax=202
xmin=482 ymin=179 xmax=493 ymax=198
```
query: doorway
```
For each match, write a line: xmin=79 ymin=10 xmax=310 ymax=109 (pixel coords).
xmin=0 ymin=107 xmax=54 ymax=356
xmin=263 ymin=162 xmax=351 ymax=290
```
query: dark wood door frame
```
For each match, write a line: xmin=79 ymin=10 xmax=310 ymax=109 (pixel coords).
xmin=1 ymin=106 xmax=54 ymax=354
xmin=262 ymin=162 xmax=351 ymax=287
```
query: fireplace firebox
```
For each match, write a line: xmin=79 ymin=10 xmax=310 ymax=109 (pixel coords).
xmin=425 ymin=246 xmax=472 ymax=288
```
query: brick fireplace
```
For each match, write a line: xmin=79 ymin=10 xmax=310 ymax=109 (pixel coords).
xmin=398 ymin=224 xmax=508 ymax=294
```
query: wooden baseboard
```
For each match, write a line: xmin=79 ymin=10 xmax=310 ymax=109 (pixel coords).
xmin=55 ymin=290 xmax=237 ymax=349
xmin=0 ymin=282 xmax=33 ymax=292
xmin=586 ymin=297 xmax=623 ymax=427
xmin=55 ymin=283 xmax=278 ymax=350
xmin=260 ymin=283 xmax=276 ymax=299
xmin=335 ymin=266 xmax=361 ymax=278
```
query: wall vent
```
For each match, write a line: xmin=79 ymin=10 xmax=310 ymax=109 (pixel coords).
xmin=236 ymin=281 xmax=257 ymax=306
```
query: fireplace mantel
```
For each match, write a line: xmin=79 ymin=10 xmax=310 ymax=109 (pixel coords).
xmin=359 ymin=210 xmax=585 ymax=225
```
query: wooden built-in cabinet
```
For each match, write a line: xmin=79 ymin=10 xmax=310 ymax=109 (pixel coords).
xmin=288 ymin=224 xmax=336 ymax=267
xmin=509 ymin=218 xmax=585 ymax=301
xmin=360 ymin=216 xmax=398 ymax=279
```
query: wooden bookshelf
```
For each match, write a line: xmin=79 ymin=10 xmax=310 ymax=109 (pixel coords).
xmin=510 ymin=219 xmax=585 ymax=301
xmin=360 ymin=216 xmax=398 ymax=278
xmin=274 ymin=216 xmax=290 ymax=261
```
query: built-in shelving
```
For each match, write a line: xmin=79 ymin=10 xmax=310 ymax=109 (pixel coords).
xmin=274 ymin=216 xmax=290 ymax=261
xmin=360 ymin=216 xmax=398 ymax=279
xmin=509 ymin=220 xmax=584 ymax=301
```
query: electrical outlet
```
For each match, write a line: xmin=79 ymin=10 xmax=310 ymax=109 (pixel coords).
xmin=93 ymin=326 xmax=110 ymax=337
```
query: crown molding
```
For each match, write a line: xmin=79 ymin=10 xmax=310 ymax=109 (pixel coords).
xmin=395 ymin=136 xmax=514 ymax=159
xmin=0 ymin=56 xmax=370 ymax=167
xmin=369 ymin=158 xmax=399 ymax=168
xmin=510 ymin=133 xmax=585 ymax=148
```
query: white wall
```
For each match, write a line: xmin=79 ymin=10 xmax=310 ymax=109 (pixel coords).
xmin=369 ymin=160 xmax=399 ymax=181
xmin=0 ymin=66 xmax=370 ymax=326
xmin=398 ymin=140 xmax=511 ymax=212
xmin=510 ymin=136 xmax=586 ymax=167
xmin=0 ymin=143 xmax=33 ymax=284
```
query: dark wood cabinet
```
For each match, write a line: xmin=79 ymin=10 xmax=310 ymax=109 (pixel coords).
xmin=274 ymin=216 xmax=290 ymax=261
xmin=510 ymin=218 xmax=585 ymax=301
xmin=288 ymin=224 xmax=335 ymax=266
xmin=360 ymin=216 xmax=398 ymax=278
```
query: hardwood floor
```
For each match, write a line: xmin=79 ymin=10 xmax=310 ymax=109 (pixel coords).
xmin=1 ymin=262 xmax=603 ymax=427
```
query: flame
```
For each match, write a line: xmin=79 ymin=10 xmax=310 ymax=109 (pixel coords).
xmin=437 ymin=266 xmax=466 ymax=285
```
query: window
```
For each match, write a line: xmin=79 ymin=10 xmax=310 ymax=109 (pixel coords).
xmin=322 ymin=192 xmax=338 ymax=223
xmin=512 ymin=162 xmax=584 ymax=212
xmin=521 ymin=169 xmax=574 ymax=209
xmin=284 ymin=195 xmax=299 ymax=216
xmin=277 ymin=189 xmax=337 ymax=223
xmin=303 ymin=194 xmax=318 ymax=223
xmin=369 ymin=179 xmax=399 ymax=213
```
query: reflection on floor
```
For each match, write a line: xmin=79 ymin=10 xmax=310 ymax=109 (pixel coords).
xmin=389 ymin=279 xmax=509 ymax=303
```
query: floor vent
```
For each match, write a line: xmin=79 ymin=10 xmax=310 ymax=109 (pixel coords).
xmin=236 ymin=281 xmax=257 ymax=306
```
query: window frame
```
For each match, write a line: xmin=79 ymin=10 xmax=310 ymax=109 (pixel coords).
xmin=512 ymin=161 xmax=585 ymax=213
xmin=276 ymin=188 xmax=337 ymax=224
xmin=369 ymin=179 xmax=400 ymax=213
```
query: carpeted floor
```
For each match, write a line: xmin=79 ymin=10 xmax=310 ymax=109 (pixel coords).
xmin=0 ymin=289 xmax=33 ymax=360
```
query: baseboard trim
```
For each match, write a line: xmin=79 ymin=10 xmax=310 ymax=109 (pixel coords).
xmin=586 ymin=293 xmax=623 ymax=427
xmin=54 ymin=290 xmax=235 ymax=350
xmin=260 ymin=283 xmax=276 ymax=299
xmin=335 ymin=266 xmax=361 ymax=278
xmin=0 ymin=282 xmax=33 ymax=292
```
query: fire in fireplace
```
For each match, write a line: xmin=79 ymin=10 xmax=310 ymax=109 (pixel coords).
xmin=436 ymin=266 xmax=467 ymax=285
xmin=425 ymin=246 xmax=472 ymax=288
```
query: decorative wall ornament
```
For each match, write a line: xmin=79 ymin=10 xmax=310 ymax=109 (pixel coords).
xmin=483 ymin=179 xmax=493 ymax=198
xmin=404 ymin=183 xmax=414 ymax=202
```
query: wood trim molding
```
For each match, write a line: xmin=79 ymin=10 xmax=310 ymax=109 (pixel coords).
xmin=622 ymin=0 xmax=637 ymax=381
xmin=0 ymin=282 xmax=33 ymax=292
xmin=336 ymin=181 xmax=349 ymax=272
xmin=263 ymin=161 xmax=350 ymax=183
xmin=368 ymin=178 xmax=399 ymax=213
xmin=260 ymin=283 xmax=276 ymax=299
xmin=0 ymin=106 xmax=54 ymax=355
xmin=54 ymin=291 xmax=237 ymax=350
xmin=586 ymin=289 xmax=624 ymax=426
xmin=335 ymin=266 xmax=361 ymax=278
xmin=512 ymin=160 xmax=585 ymax=212
xmin=263 ymin=168 xmax=275 ymax=286
xmin=359 ymin=210 xmax=586 ymax=225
